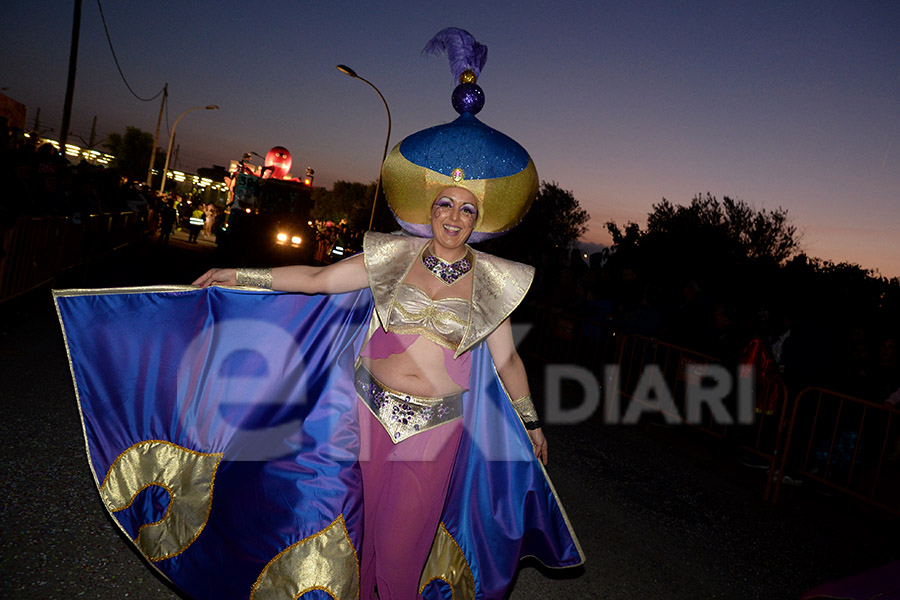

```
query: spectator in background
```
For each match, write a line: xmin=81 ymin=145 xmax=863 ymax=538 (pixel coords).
xmin=158 ymin=199 xmax=177 ymax=246
xmin=187 ymin=204 xmax=205 ymax=244
xmin=203 ymin=203 xmax=217 ymax=238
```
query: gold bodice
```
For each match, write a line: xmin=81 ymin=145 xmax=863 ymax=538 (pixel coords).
xmin=363 ymin=231 xmax=535 ymax=357
xmin=388 ymin=284 xmax=470 ymax=351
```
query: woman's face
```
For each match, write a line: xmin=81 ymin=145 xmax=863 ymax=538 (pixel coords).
xmin=430 ymin=187 xmax=478 ymax=256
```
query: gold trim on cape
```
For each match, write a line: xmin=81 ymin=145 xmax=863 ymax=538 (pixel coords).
xmin=494 ymin=371 xmax=587 ymax=567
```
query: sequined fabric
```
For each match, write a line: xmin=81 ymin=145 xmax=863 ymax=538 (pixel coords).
xmin=235 ymin=268 xmax=273 ymax=289
xmin=54 ymin=285 xmax=585 ymax=599
xmin=363 ymin=232 xmax=535 ymax=358
xmin=389 ymin=284 xmax=469 ymax=352
xmin=380 ymin=113 xmax=539 ymax=241
xmin=355 ymin=362 xmax=463 ymax=444
xmin=422 ymin=252 xmax=473 ymax=285
xmin=511 ymin=395 xmax=539 ymax=424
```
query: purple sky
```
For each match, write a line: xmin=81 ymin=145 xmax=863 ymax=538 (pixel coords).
xmin=3 ymin=1 xmax=898 ymax=276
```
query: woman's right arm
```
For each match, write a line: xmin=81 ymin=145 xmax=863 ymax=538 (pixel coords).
xmin=192 ymin=253 xmax=368 ymax=294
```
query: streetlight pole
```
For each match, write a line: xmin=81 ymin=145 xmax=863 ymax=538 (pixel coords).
xmin=159 ymin=105 xmax=219 ymax=194
xmin=336 ymin=65 xmax=391 ymax=230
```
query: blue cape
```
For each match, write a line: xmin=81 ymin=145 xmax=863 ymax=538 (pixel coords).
xmin=54 ymin=285 xmax=583 ymax=599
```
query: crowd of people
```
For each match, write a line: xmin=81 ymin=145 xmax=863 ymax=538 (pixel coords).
xmin=0 ymin=116 xmax=225 ymax=249
xmin=155 ymin=193 xmax=221 ymax=245
xmin=1 ymin=120 xmax=143 ymax=225
xmin=312 ymin=219 xmax=363 ymax=262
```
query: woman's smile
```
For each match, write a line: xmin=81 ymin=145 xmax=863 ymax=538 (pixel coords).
xmin=430 ymin=187 xmax=478 ymax=259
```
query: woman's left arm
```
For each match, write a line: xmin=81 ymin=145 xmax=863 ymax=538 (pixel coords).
xmin=486 ymin=319 xmax=548 ymax=465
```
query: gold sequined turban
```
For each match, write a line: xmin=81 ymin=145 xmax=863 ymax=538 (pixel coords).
xmin=381 ymin=28 xmax=538 ymax=242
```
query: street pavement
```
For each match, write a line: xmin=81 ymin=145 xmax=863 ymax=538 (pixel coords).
xmin=1 ymin=234 xmax=897 ymax=599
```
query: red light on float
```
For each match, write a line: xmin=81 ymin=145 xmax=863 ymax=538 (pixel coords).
xmin=264 ymin=146 xmax=292 ymax=180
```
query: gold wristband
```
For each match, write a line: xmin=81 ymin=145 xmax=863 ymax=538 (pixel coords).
xmin=512 ymin=395 xmax=539 ymax=424
xmin=235 ymin=268 xmax=273 ymax=289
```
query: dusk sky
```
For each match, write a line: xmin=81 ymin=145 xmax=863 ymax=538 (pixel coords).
xmin=3 ymin=1 xmax=898 ymax=276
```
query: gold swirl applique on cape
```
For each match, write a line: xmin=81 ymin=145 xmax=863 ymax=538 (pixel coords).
xmin=100 ymin=440 xmax=223 ymax=562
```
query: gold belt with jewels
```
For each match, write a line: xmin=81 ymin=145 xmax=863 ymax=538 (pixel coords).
xmin=354 ymin=362 xmax=463 ymax=444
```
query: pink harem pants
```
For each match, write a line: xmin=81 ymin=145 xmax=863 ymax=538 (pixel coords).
xmin=357 ymin=397 xmax=464 ymax=600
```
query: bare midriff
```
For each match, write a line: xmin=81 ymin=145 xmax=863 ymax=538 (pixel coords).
xmin=360 ymin=251 xmax=474 ymax=398
xmin=361 ymin=336 xmax=465 ymax=398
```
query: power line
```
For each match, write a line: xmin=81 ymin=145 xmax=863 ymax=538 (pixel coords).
xmin=95 ymin=0 xmax=165 ymax=102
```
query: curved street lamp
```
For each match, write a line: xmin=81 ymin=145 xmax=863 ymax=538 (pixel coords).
xmin=159 ymin=105 xmax=219 ymax=194
xmin=336 ymin=65 xmax=391 ymax=230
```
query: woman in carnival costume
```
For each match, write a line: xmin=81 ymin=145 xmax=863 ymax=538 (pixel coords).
xmin=56 ymin=28 xmax=582 ymax=600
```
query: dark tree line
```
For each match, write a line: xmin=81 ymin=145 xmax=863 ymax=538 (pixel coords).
xmin=597 ymin=193 xmax=898 ymax=398
xmin=479 ymin=181 xmax=589 ymax=268
xmin=310 ymin=181 xmax=395 ymax=233
xmin=103 ymin=126 xmax=165 ymax=184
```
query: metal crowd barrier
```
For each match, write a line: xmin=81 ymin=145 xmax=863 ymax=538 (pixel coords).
xmin=744 ymin=378 xmax=790 ymax=501
xmin=614 ymin=333 xmax=728 ymax=438
xmin=773 ymin=387 xmax=900 ymax=516
xmin=524 ymin=306 xmax=897 ymax=516
xmin=524 ymin=310 xmax=795 ymax=500
xmin=0 ymin=213 xmax=140 ymax=303
xmin=520 ymin=309 xmax=900 ymax=515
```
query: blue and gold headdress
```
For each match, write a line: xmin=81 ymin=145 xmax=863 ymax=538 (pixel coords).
xmin=382 ymin=27 xmax=538 ymax=242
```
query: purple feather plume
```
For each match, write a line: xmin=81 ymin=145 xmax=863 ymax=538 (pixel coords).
xmin=422 ymin=27 xmax=488 ymax=80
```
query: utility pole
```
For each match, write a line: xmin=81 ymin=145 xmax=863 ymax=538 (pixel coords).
xmin=146 ymin=83 xmax=168 ymax=187
xmin=89 ymin=115 xmax=97 ymax=149
xmin=59 ymin=0 xmax=82 ymax=152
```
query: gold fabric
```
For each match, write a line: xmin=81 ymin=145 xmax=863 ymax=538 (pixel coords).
xmin=363 ymin=232 xmax=534 ymax=358
xmin=390 ymin=284 xmax=469 ymax=351
xmin=463 ymin=249 xmax=534 ymax=356
xmin=355 ymin=362 xmax=463 ymax=443
xmin=381 ymin=143 xmax=538 ymax=236
xmin=250 ymin=514 xmax=359 ymax=600
xmin=235 ymin=268 xmax=273 ymax=289
xmin=418 ymin=522 xmax=475 ymax=600
xmin=512 ymin=395 xmax=539 ymax=424
xmin=100 ymin=440 xmax=223 ymax=562
xmin=54 ymin=285 xmax=200 ymax=297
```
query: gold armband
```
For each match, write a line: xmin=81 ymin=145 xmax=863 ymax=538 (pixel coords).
xmin=235 ymin=268 xmax=273 ymax=289
xmin=512 ymin=395 xmax=542 ymax=430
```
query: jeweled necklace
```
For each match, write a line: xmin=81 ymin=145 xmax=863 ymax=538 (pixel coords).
xmin=422 ymin=246 xmax=472 ymax=285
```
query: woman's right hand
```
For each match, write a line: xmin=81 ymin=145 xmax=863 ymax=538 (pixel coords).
xmin=192 ymin=268 xmax=237 ymax=287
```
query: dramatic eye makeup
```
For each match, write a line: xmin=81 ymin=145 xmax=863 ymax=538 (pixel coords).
xmin=434 ymin=197 xmax=454 ymax=210
xmin=461 ymin=203 xmax=477 ymax=217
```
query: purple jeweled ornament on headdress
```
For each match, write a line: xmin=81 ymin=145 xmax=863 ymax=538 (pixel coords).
xmin=381 ymin=28 xmax=538 ymax=242
xmin=424 ymin=28 xmax=487 ymax=117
